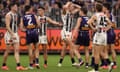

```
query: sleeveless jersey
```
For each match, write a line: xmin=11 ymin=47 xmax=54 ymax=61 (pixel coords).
xmin=61 ymin=13 xmax=73 ymax=32
xmin=95 ymin=12 xmax=108 ymax=33
xmin=38 ymin=16 xmax=47 ymax=36
xmin=8 ymin=12 xmax=18 ymax=33
xmin=79 ymin=16 xmax=89 ymax=31
xmin=23 ymin=14 xmax=37 ymax=29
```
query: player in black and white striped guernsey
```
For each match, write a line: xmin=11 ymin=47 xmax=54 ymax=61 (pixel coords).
xmin=58 ymin=2 xmax=81 ymax=67
xmin=1 ymin=3 xmax=26 ymax=71
xmin=37 ymin=6 xmax=62 ymax=68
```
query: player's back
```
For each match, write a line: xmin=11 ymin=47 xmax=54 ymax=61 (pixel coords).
xmin=95 ymin=12 xmax=107 ymax=28
xmin=23 ymin=14 xmax=37 ymax=29
xmin=79 ymin=16 xmax=89 ymax=31
xmin=22 ymin=13 xmax=38 ymax=44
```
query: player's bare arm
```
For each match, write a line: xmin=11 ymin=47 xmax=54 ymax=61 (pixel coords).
xmin=5 ymin=14 xmax=14 ymax=36
xmin=20 ymin=18 xmax=26 ymax=31
xmin=35 ymin=15 xmax=41 ymax=28
xmin=87 ymin=15 xmax=96 ymax=31
xmin=74 ymin=18 xmax=82 ymax=31
xmin=71 ymin=4 xmax=81 ymax=14
xmin=46 ymin=17 xmax=62 ymax=26
xmin=105 ymin=17 xmax=114 ymax=31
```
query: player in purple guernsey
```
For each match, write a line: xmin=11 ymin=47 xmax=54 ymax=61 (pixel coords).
xmin=72 ymin=6 xmax=90 ymax=68
xmin=20 ymin=5 xmax=40 ymax=69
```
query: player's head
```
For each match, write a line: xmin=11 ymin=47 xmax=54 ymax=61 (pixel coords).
xmin=95 ymin=3 xmax=103 ymax=12
xmin=69 ymin=3 xmax=74 ymax=12
xmin=103 ymin=3 xmax=111 ymax=13
xmin=37 ymin=6 xmax=45 ymax=16
xmin=79 ymin=6 xmax=87 ymax=16
xmin=9 ymin=2 xmax=18 ymax=12
xmin=25 ymin=5 xmax=33 ymax=13
xmin=95 ymin=0 xmax=103 ymax=4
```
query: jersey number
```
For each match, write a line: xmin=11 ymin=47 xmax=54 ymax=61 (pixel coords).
xmin=27 ymin=16 xmax=32 ymax=25
xmin=100 ymin=17 xmax=106 ymax=26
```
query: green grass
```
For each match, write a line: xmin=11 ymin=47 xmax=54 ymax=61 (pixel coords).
xmin=0 ymin=55 xmax=120 ymax=72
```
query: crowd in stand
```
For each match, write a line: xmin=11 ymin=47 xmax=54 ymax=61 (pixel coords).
xmin=0 ymin=0 xmax=120 ymax=28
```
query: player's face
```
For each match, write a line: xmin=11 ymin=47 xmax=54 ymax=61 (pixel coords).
xmin=38 ymin=8 xmax=44 ymax=15
xmin=69 ymin=4 xmax=74 ymax=11
xmin=12 ymin=5 xmax=18 ymax=12
xmin=103 ymin=6 xmax=107 ymax=13
xmin=103 ymin=6 xmax=109 ymax=14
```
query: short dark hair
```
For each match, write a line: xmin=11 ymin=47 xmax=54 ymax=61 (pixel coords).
xmin=38 ymin=6 xmax=45 ymax=10
xmin=95 ymin=0 xmax=103 ymax=4
xmin=95 ymin=3 xmax=103 ymax=12
xmin=9 ymin=2 xmax=18 ymax=10
xmin=103 ymin=2 xmax=111 ymax=12
xmin=80 ymin=6 xmax=88 ymax=15
xmin=25 ymin=5 xmax=32 ymax=12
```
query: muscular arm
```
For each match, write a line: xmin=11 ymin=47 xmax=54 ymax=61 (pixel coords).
xmin=46 ymin=17 xmax=62 ymax=26
xmin=87 ymin=15 xmax=96 ymax=31
xmin=20 ymin=18 xmax=26 ymax=31
xmin=71 ymin=4 xmax=81 ymax=14
xmin=5 ymin=14 xmax=14 ymax=36
xmin=74 ymin=18 xmax=82 ymax=31
xmin=35 ymin=15 xmax=41 ymax=28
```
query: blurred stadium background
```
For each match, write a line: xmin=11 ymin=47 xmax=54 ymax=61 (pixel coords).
xmin=0 ymin=0 xmax=120 ymax=54
xmin=0 ymin=0 xmax=120 ymax=72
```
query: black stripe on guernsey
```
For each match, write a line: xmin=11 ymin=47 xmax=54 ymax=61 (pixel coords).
xmin=10 ymin=14 xmax=17 ymax=33
xmin=69 ymin=16 xmax=73 ymax=32
xmin=39 ymin=17 xmax=47 ymax=36
xmin=39 ymin=25 xmax=42 ymax=35
xmin=66 ymin=13 xmax=73 ymax=32
xmin=66 ymin=14 xmax=69 ymax=31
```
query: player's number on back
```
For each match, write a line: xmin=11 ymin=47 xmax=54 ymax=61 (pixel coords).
xmin=27 ymin=16 xmax=32 ymax=25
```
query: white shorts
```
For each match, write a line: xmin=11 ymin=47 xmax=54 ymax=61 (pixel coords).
xmin=61 ymin=30 xmax=72 ymax=40
xmin=39 ymin=35 xmax=47 ymax=44
xmin=4 ymin=31 xmax=19 ymax=44
xmin=93 ymin=32 xmax=107 ymax=46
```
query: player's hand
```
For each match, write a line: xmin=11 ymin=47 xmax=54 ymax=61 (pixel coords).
xmin=72 ymin=29 xmax=78 ymax=42
xmin=58 ymin=22 xmax=63 ymax=26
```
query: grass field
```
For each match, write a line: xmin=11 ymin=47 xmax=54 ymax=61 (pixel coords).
xmin=0 ymin=55 xmax=120 ymax=72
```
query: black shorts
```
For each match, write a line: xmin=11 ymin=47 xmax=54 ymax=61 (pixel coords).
xmin=107 ymin=29 xmax=116 ymax=44
xmin=26 ymin=29 xmax=39 ymax=45
xmin=75 ymin=31 xmax=90 ymax=46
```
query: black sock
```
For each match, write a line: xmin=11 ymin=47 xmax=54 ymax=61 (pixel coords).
xmin=2 ymin=63 xmax=6 ymax=66
xmin=94 ymin=64 xmax=99 ymax=71
xmin=71 ymin=58 xmax=75 ymax=64
xmin=35 ymin=58 xmax=39 ymax=64
xmin=85 ymin=63 xmax=89 ymax=66
xmin=78 ymin=58 xmax=82 ymax=63
xmin=91 ymin=57 xmax=95 ymax=66
xmin=106 ymin=58 xmax=111 ymax=65
xmin=17 ymin=63 xmax=20 ymax=67
xmin=44 ymin=60 xmax=47 ymax=65
xmin=30 ymin=63 xmax=33 ymax=67
xmin=104 ymin=59 xmax=108 ymax=66
xmin=100 ymin=59 xmax=104 ymax=66
xmin=59 ymin=58 xmax=63 ymax=64
xmin=113 ymin=61 xmax=116 ymax=65
xmin=33 ymin=60 xmax=35 ymax=64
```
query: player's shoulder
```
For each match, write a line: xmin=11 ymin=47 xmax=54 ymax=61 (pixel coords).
xmin=5 ymin=12 xmax=12 ymax=18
